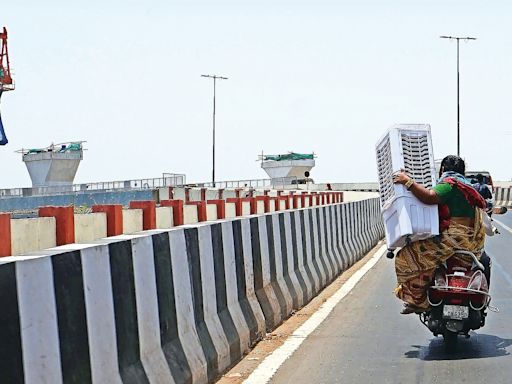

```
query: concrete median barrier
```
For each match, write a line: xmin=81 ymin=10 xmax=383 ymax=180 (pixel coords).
xmin=494 ymin=187 xmax=512 ymax=207
xmin=0 ymin=198 xmax=384 ymax=384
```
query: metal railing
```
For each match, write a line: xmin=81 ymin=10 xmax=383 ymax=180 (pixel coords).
xmin=0 ymin=173 xmax=187 ymax=198
xmin=330 ymin=182 xmax=379 ymax=192
xmin=195 ymin=177 xmax=299 ymax=190
xmin=0 ymin=174 xmax=313 ymax=199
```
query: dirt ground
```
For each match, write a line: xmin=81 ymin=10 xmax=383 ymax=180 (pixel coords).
xmin=216 ymin=241 xmax=386 ymax=383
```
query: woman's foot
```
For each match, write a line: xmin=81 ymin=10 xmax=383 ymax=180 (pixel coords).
xmin=400 ymin=303 xmax=427 ymax=315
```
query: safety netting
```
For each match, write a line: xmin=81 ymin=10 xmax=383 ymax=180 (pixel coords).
xmin=263 ymin=152 xmax=314 ymax=161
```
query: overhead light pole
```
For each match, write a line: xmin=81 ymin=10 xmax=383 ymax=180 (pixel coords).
xmin=201 ymin=74 xmax=228 ymax=185
xmin=440 ymin=35 xmax=476 ymax=157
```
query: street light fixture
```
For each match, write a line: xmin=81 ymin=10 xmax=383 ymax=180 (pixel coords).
xmin=201 ymin=74 xmax=228 ymax=185
xmin=440 ymin=35 xmax=476 ymax=157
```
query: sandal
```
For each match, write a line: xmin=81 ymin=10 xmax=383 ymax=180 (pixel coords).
xmin=400 ymin=303 xmax=427 ymax=315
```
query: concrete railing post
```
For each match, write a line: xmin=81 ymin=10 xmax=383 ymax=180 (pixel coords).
xmin=226 ymin=197 xmax=242 ymax=216
xmin=161 ymin=200 xmax=184 ymax=226
xmin=270 ymin=196 xmax=280 ymax=211
xmin=207 ymin=200 xmax=226 ymax=219
xmin=300 ymin=192 xmax=307 ymax=208
xmin=39 ymin=206 xmax=75 ymax=246
xmin=129 ymin=201 xmax=156 ymax=230
xmin=227 ymin=197 xmax=253 ymax=216
xmin=92 ymin=205 xmax=123 ymax=236
xmin=0 ymin=213 xmax=12 ymax=257
xmin=262 ymin=196 xmax=271 ymax=212
xmin=187 ymin=201 xmax=207 ymax=222
xmin=278 ymin=196 xmax=290 ymax=210
xmin=252 ymin=196 xmax=269 ymax=214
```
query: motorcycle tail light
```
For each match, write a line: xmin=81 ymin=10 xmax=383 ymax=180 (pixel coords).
xmin=449 ymin=298 xmax=463 ymax=305
xmin=449 ymin=276 xmax=468 ymax=289
xmin=481 ymin=275 xmax=489 ymax=292
xmin=434 ymin=269 xmax=447 ymax=287
xmin=468 ymin=270 xmax=488 ymax=292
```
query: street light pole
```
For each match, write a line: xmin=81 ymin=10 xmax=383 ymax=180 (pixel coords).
xmin=440 ymin=35 xmax=476 ymax=157
xmin=201 ymin=74 xmax=228 ymax=185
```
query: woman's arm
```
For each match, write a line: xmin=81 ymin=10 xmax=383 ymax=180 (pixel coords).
xmin=392 ymin=171 xmax=440 ymax=205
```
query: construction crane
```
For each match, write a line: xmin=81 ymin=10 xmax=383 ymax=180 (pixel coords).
xmin=0 ymin=26 xmax=14 ymax=145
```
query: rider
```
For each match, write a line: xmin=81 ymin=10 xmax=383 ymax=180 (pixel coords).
xmin=472 ymin=173 xmax=495 ymax=283
xmin=473 ymin=173 xmax=492 ymax=200
xmin=392 ymin=155 xmax=487 ymax=314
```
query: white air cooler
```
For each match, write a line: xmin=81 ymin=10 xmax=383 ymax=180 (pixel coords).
xmin=376 ymin=124 xmax=439 ymax=248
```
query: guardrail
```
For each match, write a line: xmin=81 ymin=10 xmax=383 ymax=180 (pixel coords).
xmin=195 ymin=176 xmax=299 ymax=189
xmin=0 ymin=173 xmax=187 ymax=198
xmin=0 ymin=176 xmax=380 ymax=201
xmin=330 ymin=182 xmax=379 ymax=192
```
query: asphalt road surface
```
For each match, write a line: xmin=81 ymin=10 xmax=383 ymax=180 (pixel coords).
xmin=270 ymin=212 xmax=512 ymax=384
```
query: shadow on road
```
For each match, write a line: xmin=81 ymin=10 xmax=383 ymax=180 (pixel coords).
xmin=404 ymin=333 xmax=512 ymax=360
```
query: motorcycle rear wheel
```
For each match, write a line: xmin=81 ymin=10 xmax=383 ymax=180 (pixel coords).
xmin=443 ymin=331 xmax=458 ymax=352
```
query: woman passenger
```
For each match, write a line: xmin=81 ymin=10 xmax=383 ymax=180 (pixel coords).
xmin=392 ymin=155 xmax=487 ymax=314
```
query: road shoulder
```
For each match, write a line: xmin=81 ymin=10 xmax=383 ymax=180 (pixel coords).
xmin=217 ymin=241 xmax=387 ymax=384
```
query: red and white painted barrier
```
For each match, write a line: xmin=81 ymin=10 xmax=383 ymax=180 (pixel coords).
xmin=0 ymin=191 xmax=344 ymax=257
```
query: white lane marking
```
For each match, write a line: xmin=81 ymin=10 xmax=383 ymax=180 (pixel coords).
xmin=243 ymin=244 xmax=387 ymax=384
xmin=494 ymin=218 xmax=512 ymax=235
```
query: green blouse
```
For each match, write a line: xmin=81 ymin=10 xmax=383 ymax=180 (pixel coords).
xmin=432 ymin=182 xmax=475 ymax=218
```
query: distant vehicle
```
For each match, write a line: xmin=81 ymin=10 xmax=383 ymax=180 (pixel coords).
xmin=465 ymin=171 xmax=494 ymax=216
xmin=466 ymin=171 xmax=494 ymax=193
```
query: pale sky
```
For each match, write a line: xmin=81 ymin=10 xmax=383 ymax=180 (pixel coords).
xmin=1 ymin=0 xmax=511 ymax=188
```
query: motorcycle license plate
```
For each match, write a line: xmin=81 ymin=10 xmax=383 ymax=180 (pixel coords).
xmin=443 ymin=305 xmax=469 ymax=320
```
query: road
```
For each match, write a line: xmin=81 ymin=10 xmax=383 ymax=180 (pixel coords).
xmin=268 ymin=212 xmax=512 ymax=384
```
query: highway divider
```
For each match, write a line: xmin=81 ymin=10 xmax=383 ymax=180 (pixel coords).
xmin=0 ymin=198 xmax=383 ymax=384
xmin=494 ymin=186 xmax=512 ymax=207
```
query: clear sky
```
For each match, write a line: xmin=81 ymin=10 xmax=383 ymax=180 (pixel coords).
xmin=1 ymin=0 xmax=511 ymax=188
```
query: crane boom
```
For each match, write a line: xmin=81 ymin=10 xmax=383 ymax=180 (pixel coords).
xmin=0 ymin=26 xmax=13 ymax=145
xmin=0 ymin=27 xmax=14 ymax=91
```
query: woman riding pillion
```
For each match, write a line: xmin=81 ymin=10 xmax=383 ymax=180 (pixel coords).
xmin=392 ymin=155 xmax=487 ymax=315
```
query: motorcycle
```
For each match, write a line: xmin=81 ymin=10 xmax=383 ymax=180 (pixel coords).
xmin=421 ymin=249 xmax=497 ymax=351
xmin=387 ymin=205 xmax=507 ymax=351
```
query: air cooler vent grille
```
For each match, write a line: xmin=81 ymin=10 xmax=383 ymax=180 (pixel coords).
xmin=376 ymin=135 xmax=395 ymax=206
xmin=401 ymin=132 xmax=434 ymax=188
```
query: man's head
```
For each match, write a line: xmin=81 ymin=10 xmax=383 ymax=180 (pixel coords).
xmin=439 ymin=155 xmax=465 ymax=177
xmin=476 ymin=173 xmax=484 ymax=183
